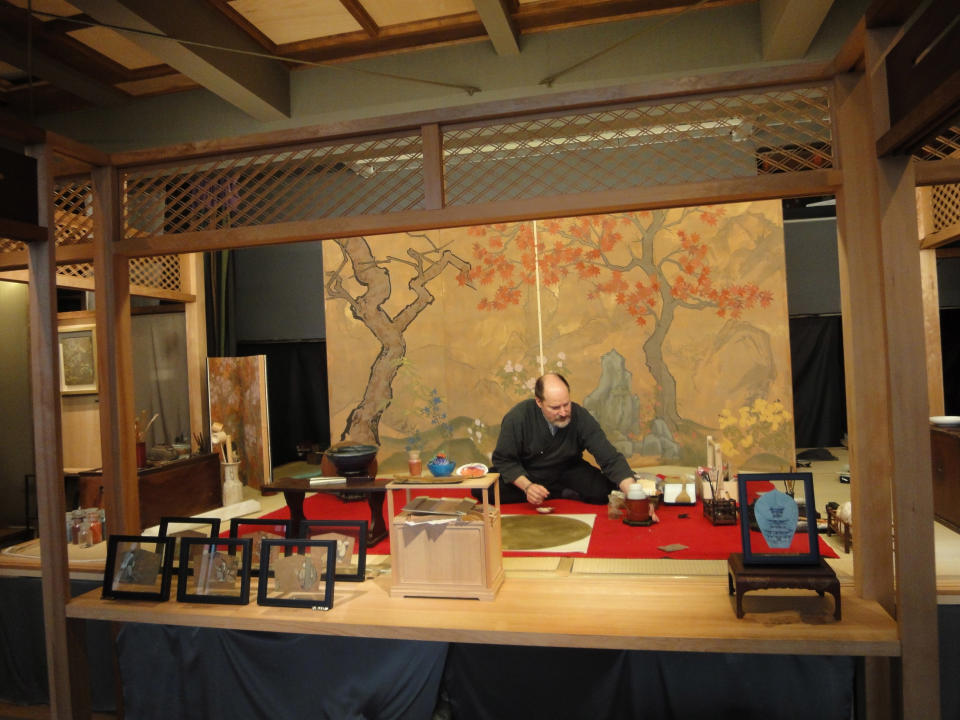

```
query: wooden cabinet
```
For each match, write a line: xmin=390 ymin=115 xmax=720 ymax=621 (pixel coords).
xmin=79 ymin=452 xmax=221 ymax=530
xmin=386 ymin=475 xmax=504 ymax=600
xmin=931 ymin=426 xmax=960 ymax=532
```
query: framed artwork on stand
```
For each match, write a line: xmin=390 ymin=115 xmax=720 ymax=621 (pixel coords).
xmin=102 ymin=535 xmax=175 ymax=601
xmin=256 ymin=539 xmax=337 ymax=610
xmin=299 ymin=520 xmax=367 ymax=582
xmin=157 ymin=516 xmax=222 ymax=571
xmin=229 ymin=518 xmax=291 ymax=576
xmin=738 ymin=472 xmax=819 ymax=565
xmin=176 ymin=537 xmax=252 ymax=605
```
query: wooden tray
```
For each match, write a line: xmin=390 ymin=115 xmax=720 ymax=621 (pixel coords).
xmin=392 ymin=473 xmax=465 ymax=484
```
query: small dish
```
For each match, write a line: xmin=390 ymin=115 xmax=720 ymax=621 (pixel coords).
xmin=930 ymin=416 xmax=960 ymax=427
xmin=455 ymin=463 xmax=488 ymax=478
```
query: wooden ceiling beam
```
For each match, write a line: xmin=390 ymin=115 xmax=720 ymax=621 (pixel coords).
xmin=473 ymin=0 xmax=520 ymax=56
xmin=69 ymin=0 xmax=291 ymax=121
xmin=760 ymin=0 xmax=835 ymax=61
xmin=0 ymin=25 xmax=129 ymax=107
xmin=340 ymin=0 xmax=379 ymax=38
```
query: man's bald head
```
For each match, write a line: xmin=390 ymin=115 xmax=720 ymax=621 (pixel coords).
xmin=535 ymin=373 xmax=572 ymax=428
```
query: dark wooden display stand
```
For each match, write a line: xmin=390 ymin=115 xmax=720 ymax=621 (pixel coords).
xmin=727 ymin=552 xmax=841 ymax=620
xmin=264 ymin=475 xmax=390 ymax=545
xmin=931 ymin=425 xmax=960 ymax=532
xmin=78 ymin=452 xmax=221 ymax=530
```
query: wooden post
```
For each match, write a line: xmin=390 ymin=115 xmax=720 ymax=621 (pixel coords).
xmin=180 ymin=252 xmax=209 ymax=452
xmin=92 ymin=165 xmax=140 ymax=535
xmin=916 ymin=187 xmax=944 ymax=416
xmin=877 ymin=151 xmax=941 ymax=720
xmin=833 ymin=72 xmax=896 ymax=608
xmin=26 ymin=143 xmax=91 ymax=719
xmin=422 ymin=123 xmax=445 ymax=211
xmin=833 ymin=72 xmax=899 ymax=720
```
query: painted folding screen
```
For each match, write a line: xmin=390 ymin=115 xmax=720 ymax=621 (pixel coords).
xmin=207 ymin=355 xmax=271 ymax=489
xmin=323 ymin=201 xmax=794 ymax=474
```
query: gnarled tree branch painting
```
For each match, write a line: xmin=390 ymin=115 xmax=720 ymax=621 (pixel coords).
xmin=324 ymin=234 xmax=471 ymax=445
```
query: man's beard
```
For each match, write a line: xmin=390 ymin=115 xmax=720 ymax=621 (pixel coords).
xmin=552 ymin=416 xmax=571 ymax=429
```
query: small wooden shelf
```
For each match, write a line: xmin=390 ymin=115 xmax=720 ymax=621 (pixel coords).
xmin=386 ymin=474 xmax=503 ymax=600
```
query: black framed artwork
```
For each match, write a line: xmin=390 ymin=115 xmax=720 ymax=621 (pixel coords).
xmin=256 ymin=539 xmax=337 ymax=610
xmin=157 ymin=516 xmax=222 ymax=570
xmin=228 ymin=518 xmax=291 ymax=576
xmin=102 ymin=535 xmax=175 ymax=601
xmin=738 ymin=472 xmax=819 ymax=565
xmin=299 ymin=520 xmax=367 ymax=582
xmin=176 ymin=537 xmax=252 ymax=605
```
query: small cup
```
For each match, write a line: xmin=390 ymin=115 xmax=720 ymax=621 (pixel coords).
xmin=407 ymin=450 xmax=422 ymax=477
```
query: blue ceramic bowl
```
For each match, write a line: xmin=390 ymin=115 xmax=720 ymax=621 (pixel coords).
xmin=427 ymin=457 xmax=455 ymax=477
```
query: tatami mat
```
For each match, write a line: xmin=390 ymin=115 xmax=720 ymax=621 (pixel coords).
xmin=503 ymin=556 xmax=563 ymax=571
xmin=571 ymin=557 xmax=728 ymax=576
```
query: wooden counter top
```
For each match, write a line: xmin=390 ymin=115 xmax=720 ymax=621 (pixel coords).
xmin=65 ymin=573 xmax=899 ymax=657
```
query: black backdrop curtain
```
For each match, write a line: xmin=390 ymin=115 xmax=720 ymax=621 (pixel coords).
xmin=789 ymin=316 xmax=847 ymax=448
xmin=236 ymin=341 xmax=330 ymax=468
xmin=204 ymin=250 xmax=237 ymax=358
xmin=942 ymin=308 xmax=960 ymax=415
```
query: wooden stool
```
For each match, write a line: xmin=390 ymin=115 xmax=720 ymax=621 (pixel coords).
xmin=727 ymin=552 xmax=841 ymax=620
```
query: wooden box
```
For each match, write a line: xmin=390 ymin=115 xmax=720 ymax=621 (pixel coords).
xmin=386 ymin=475 xmax=503 ymax=600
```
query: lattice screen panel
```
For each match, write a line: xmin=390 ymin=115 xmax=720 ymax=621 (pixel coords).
xmin=121 ymin=134 xmax=425 ymax=239
xmin=442 ymin=86 xmax=833 ymax=205
xmin=129 ymin=255 xmax=181 ymax=292
xmin=0 ymin=237 xmax=25 ymax=253
xmin=54 ymin=177 xmax=94 ymax=247
xmin=57 ymin=262 xmax=94 ymax=282
xmin=931 ymin=183 xmax=960 ymax=232
xmin=56 ymin=256 xmax=182 ymax=294
xmin=914 ymin=126 xmax=960 ymax=161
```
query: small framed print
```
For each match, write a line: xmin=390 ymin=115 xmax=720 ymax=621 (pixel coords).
xmin=228 ymin=518 xmax=291 ymax=576
xmin=300 ymin=520 xmax=367 ymax=582
xmin=102 ymin=535 xmax=175 ymax=601
xmin=256 ymin=539 xmax=336 ymax=610
xmin=58 ymin=325 xmax=97 ymax=395
xmin=176 ymin=537 xmax=252 ymax=605
xmin=158 ymin=516 xmax=222 ymax=570
xmin=738 ymin=472 xmax=819 ymax=565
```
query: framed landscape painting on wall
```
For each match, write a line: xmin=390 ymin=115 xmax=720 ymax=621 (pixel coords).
xmin=58 ymin=325 xmax=97 ymax=395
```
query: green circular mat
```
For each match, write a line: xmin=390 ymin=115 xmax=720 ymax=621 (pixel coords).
xmin=501 ymin=514 xmax=592 ymax=550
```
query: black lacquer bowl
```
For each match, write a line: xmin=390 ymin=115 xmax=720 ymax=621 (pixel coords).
xmin=323 ymin=444 xmax=379 ymax=476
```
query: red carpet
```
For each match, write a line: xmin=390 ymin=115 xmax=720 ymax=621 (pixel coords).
xmin=260 ymin=489 xmax=837 ymax=560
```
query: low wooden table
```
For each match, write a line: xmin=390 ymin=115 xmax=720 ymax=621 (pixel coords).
xmin=263 ymin=475 xmax=391 ymax=545
xmin=727 ymin=552 xmax=841 ymax=620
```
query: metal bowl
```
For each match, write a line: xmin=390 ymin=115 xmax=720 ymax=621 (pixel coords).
xmin=323 ymin=444 xmax=378 ymax=475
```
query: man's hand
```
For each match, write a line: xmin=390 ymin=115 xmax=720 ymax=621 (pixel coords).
xmin=524 ymin=482 xmax=549 ymax=505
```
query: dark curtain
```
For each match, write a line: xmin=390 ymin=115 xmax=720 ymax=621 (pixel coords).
xmin=204 ymin=250 xmax=237 ymax=358
xmin=0 ymin=577 xmax=116 ymax=710
xmin=789 ymin=316 xmax=847 ymax=448
xmin=117 ymin=626 xmax=447 ymax=720
xmin=941 ymin=308 xmax=960 ymax=415
xmin=442 ymin=643 xmax=855 ymax=720
xmin=236 ymin=341 xmax=330 ymax=467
